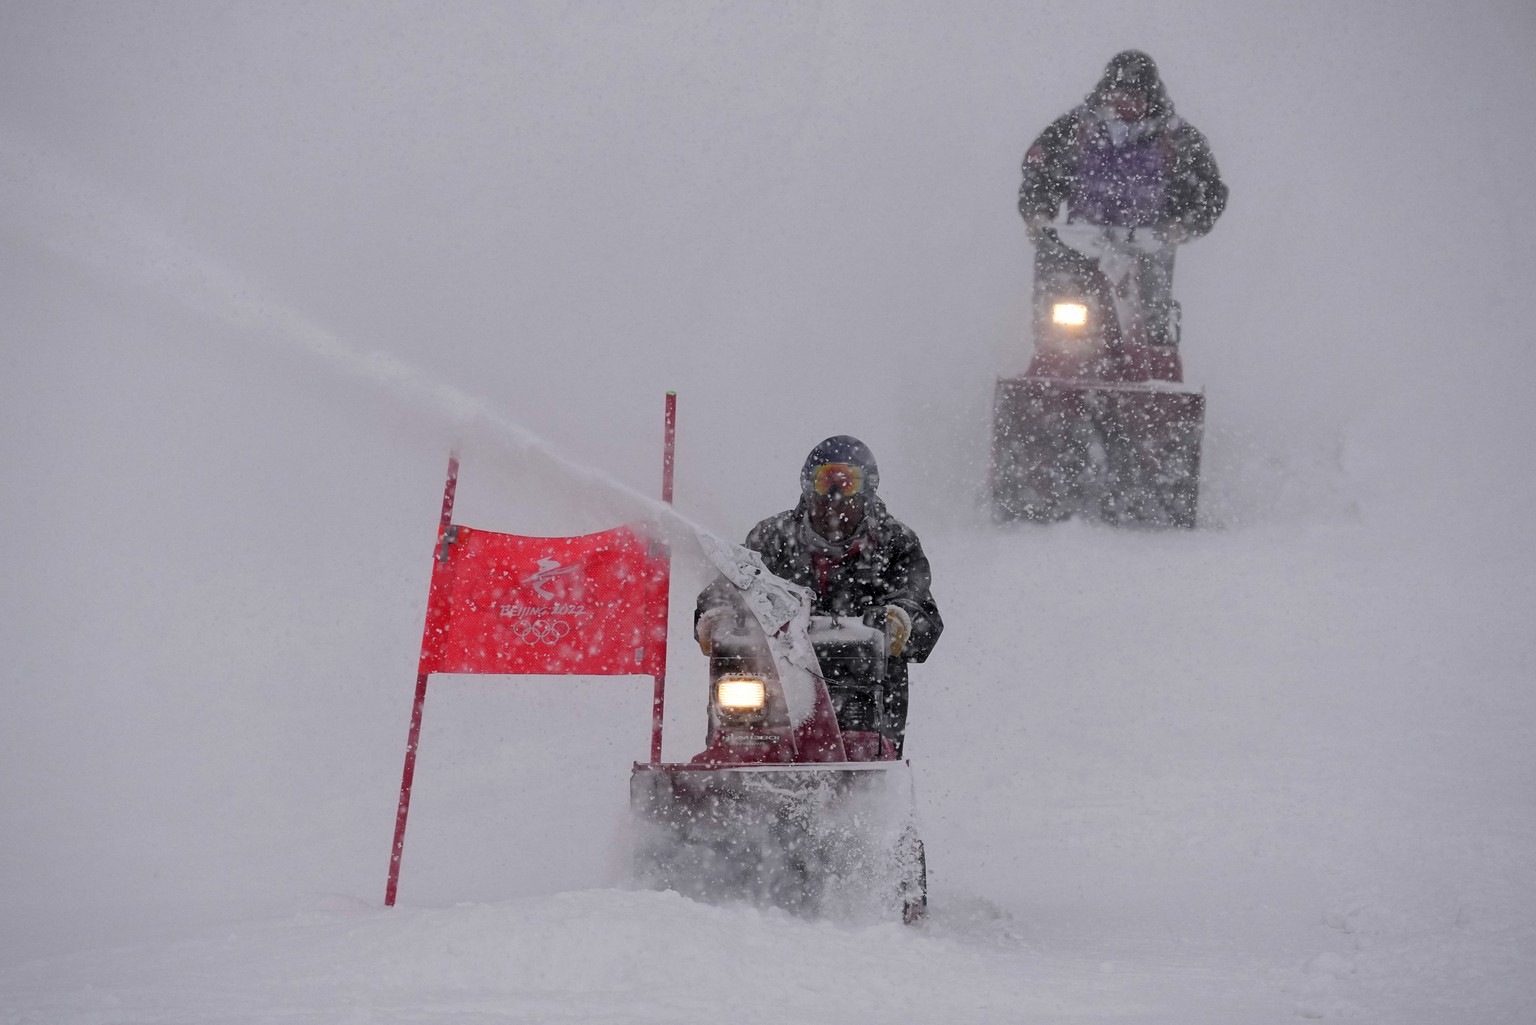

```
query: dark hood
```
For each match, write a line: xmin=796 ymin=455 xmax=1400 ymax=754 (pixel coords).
xmin=1086 ymin=49 xmax=1176 ymax=121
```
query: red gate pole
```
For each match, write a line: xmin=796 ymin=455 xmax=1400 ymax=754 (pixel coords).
xmin=386 ymin=452 xmax=460 ymax=906
xmin=662 ymin=391 xmax=676 ymax=505
xmin=650 ymin=392 xmax=676 ymax=764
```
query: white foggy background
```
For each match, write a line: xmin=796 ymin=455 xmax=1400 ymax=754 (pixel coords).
xmin=2 ymin=0 xmax=1534 ymax=1011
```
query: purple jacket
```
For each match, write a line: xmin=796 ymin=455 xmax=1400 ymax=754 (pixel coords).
xmin=1020 ymin=100 xmax=1227 ymax=236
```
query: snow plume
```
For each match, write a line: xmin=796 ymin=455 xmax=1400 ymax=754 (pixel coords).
xmin=0 ymin=127 xmax=705 ymax=543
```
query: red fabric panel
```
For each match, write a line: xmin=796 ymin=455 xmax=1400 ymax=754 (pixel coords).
xmin=418 ymin=524 xmax=670 ymax=678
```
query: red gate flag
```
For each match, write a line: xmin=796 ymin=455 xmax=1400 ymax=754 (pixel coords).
xmin=419 ymin=524 xmax=670 ymax=679
xmin=387 ymin=393 xmax=677 ymax=906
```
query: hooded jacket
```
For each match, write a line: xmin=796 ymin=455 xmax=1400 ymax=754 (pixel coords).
xmin=1019 ymin=57 xmax=1227 ymax=237
xmin=696 ymin=494 xmax=942 ymax=691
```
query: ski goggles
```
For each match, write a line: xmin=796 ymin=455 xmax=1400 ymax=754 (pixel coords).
xmin=807 ymin=462 xmax=867 ymax=498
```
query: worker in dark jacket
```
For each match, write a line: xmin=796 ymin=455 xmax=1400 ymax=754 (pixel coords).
xmin=695 ymin=436 xmax=942 ymax=755
xmin=1019 ymin=50 xmax=1227 ymax=346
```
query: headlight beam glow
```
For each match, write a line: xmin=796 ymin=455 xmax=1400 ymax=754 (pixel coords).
xmin=716 ymin=677 xmax=767 ymax=712
xmin=1052 ymin=302 xmax=1090 ymax=327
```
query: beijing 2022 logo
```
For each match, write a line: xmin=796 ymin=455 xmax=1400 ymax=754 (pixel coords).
xmin=499 ymin=557 xmax=589 ymax=644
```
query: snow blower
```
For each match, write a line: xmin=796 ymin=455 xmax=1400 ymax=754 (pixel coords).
xmin=991 ymin=222 xmax=1205 ymax=527
xmin=630 ymin=538 xmax=927 ymax=923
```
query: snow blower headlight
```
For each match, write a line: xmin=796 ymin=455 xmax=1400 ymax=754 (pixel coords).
xmin=1051 ymin=301 xmax=1090 ymax=328
xmin=715 ymin=676 xmax=767 ymax=718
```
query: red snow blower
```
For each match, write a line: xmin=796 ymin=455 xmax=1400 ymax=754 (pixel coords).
xmin=629 ymin=552 xmax=927 ymax=923
xmin=991 ymin=222 xmax=1205 ymax=527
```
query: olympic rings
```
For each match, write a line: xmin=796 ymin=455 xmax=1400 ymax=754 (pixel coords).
xmin=509 ymin=618 xmax=572 ymax=645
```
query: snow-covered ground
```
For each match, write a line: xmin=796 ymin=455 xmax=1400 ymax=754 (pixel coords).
xmin=3 ymin=3 xmax=1534 ymax=1023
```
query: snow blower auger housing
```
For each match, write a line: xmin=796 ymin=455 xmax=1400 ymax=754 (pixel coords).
xmin=631 ymin=564 xmax=927 ymax=924
xmin=991 ymin=223 xmax=1205 ymax=527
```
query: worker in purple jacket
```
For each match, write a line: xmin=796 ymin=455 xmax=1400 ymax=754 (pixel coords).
xmin=1019 ymin=50 xmax=1227 ymax=346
